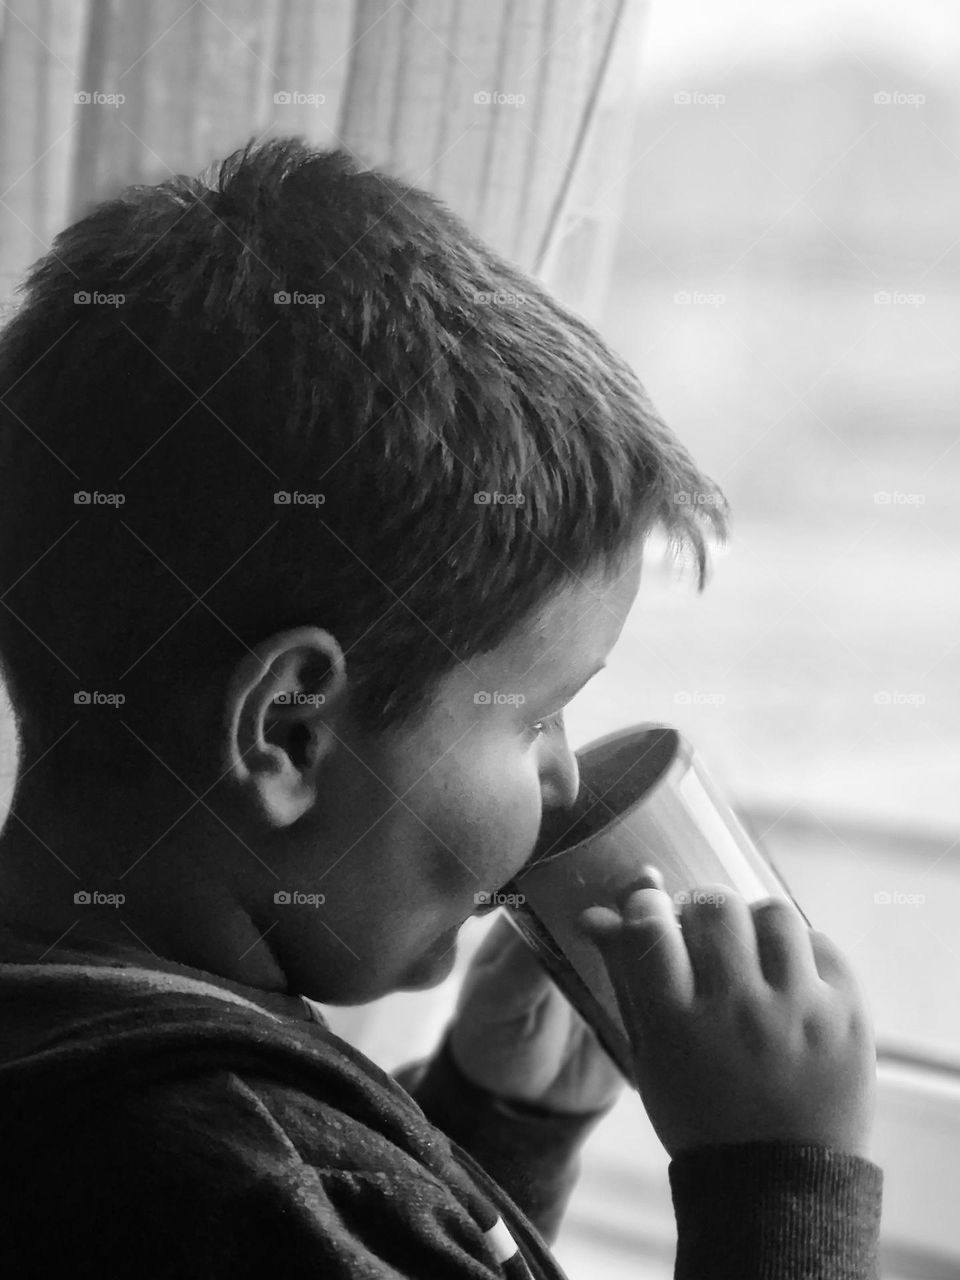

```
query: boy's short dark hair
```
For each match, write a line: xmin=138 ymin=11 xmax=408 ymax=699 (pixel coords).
xmin=0 ymin=136 xmax=727 ymax=781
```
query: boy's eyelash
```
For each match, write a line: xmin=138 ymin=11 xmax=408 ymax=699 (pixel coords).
xmin=528 ymin=709 xmax=565 ymax=738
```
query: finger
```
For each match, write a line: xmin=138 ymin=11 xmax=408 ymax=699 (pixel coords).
xmin=622 ymin=886 xmax=678 ymax=928
xmin=596 ymin=888 xmax=695 ymax=1035
xmin=678 ymin=884 xmax=760 ymax=998
xmin=624 ymin=864 xmax=666 ymax=897
xmin=807 ymin=929 xmax=862 ymax=993
xmin=575 ymin=868 xmax=667 ymax=941
xmin=751 ymin=899 xmax=820 ymax=990
xmin=578 ymin=905 xmax=623 ymax=942
xmin=468 ymin=913 xmax=529 ymax=968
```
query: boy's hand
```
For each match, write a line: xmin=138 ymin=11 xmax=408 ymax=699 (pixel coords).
xmin=448 ymin=913 xmax=624 ymax=1115
xmin=581 ymin=882 xmax=877 ymax=1159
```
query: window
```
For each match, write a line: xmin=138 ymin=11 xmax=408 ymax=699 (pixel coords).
xmin=542 ymin=3 xmax=960 ymax=1275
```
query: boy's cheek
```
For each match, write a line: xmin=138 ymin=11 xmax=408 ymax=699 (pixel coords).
xmin=449 ymin=776 xmax=542 ymax=893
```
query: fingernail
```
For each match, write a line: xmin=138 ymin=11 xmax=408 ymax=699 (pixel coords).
xmin=579 ymin=905 xmax=622 ymax=939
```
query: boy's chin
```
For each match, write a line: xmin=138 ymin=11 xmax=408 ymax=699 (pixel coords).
xmin=399 ymin=926 xmax=460 ymax=991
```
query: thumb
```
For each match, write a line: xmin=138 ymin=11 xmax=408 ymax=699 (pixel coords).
xmin=456 ymin=915 xmax=556 ymax=1015
xmin=467 ymin=913 xmax=532 ymax=969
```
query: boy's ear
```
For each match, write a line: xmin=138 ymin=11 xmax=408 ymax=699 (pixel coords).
xmin=223 ymin=626 xmax=347 ymax=827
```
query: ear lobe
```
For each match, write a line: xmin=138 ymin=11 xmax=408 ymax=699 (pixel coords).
xmin=222 ymin=626 xmax=347 ymax=827
xmin=251 ymin=760 xmax=316 ymax=828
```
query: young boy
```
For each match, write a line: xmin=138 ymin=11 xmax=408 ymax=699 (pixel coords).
xmin=0 ymin=138 xmax=882 ymax=1277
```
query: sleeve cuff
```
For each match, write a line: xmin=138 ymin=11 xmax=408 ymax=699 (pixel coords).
xmin=669 ymin=1141 xmax=884 ymax=1280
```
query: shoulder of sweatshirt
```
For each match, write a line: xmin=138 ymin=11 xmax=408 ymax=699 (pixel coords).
xmin=1 ymin=1064 xmax=564 ymax=1280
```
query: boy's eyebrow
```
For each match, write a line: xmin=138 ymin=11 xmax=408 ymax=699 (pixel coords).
xmin=549 ymin=660 xmax=607 ymax=706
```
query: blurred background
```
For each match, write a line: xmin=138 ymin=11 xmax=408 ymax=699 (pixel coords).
xmin=0 ymin=1 xmax=957 ymax=1275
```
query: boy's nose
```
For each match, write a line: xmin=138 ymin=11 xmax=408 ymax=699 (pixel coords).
xmin=539 ymin=735 xmax=580 ymax=811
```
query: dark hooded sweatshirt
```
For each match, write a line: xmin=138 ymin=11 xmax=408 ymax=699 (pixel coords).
xmin=0 ymin=933 xmax=883 ymax=1278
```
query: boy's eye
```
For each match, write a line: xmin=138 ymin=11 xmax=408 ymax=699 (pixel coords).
xmin=528 ymin=710 xmax=565 ymax=739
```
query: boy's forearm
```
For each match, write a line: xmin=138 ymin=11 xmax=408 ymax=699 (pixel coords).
xmin=395 ymin=1031 xmax=607 ymax=1243
xmin=401 ymin=1040 xmax=886 ymax=1276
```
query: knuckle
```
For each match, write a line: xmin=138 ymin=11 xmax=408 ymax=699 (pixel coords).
xmin=847 ymin=1004 xmax=875 ymax=1046
xmin=801 ymin=1009 xmax=834 ymax=1049
xmin=731 ymin=990 xmax=776 ymax=1054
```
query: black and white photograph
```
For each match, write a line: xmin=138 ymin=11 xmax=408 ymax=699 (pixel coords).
xmin=0 ymin=2 xmax=956 ymax=1276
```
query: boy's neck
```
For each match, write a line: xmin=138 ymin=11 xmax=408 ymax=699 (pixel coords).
xmin=0 ymin=777 xmax=294 ymax=1000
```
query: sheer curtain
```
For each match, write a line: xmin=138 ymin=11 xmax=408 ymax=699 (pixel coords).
xmin=1 ymin=0 xmax=646 ymax=298
xmin=0 ymin=0 xmax=650 ymax=1058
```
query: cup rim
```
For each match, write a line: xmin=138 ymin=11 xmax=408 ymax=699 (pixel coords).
xmin=517 ymin=722 xmax=691 ymax=874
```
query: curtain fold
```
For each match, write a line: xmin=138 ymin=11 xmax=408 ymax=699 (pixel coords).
xmin=337 ymin=0 xmax=641 ymax=273
xmin=1 ymin=0 xmax=646 ymax=301
xmin=0 ymin=0 xmax=86 ymax=303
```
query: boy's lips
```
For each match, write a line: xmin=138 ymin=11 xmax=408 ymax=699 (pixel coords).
xmin=431 ymin=924 xmax=460 ymax=951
